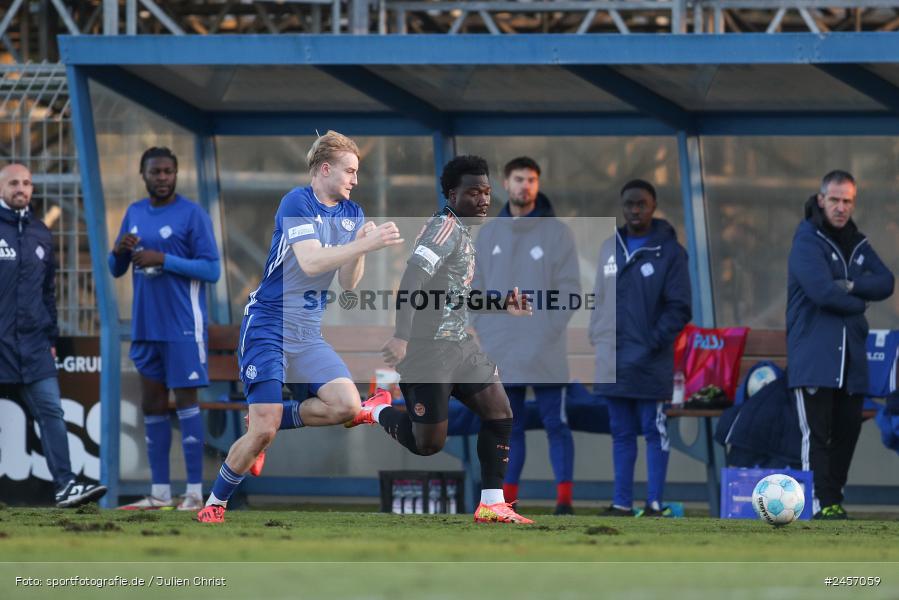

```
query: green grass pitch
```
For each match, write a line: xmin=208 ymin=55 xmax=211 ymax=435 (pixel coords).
xmin=1 ymin=504 xmax=897 ymax=599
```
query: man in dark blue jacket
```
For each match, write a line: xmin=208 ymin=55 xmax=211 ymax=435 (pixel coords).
xmin=0 ymin=163 xmax=106 ymax=508
xmin=472 ymin=157 xmax=580 ymax=514
xmin=787 ymin=170 xmax=894 ymax=520
xmin=589 ymin=179 xmax=691 ymax=516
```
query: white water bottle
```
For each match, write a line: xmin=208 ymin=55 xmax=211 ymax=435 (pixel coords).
xmin=672 ymin=371 xmax=685 ymax=405
xmin=133 ymin=245 xmax=161 ymax=278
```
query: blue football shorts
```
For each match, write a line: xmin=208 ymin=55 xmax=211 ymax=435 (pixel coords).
xmin=130 ymin=339 xmax=209 ymax=389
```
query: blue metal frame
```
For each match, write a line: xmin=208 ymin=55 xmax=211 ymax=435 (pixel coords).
xmin=82 ymin=66 xmax=210 ymax=135
xmin=66 ymin=65 xmax=122 ymax=508
xmin=195 ymin=135 xmax=231 ymax=325
xmin=58 ymin=33 xmax=899 ymax=66
xmin=316 ymin=66 xmax=445 ymax=131
xmin=815 ymin=64 xmax=899 ymax=112
xmin=565 ymin=66 xmax=694 ymax=132
xmin=432 ymin=131 xmax=456 ymax=206
xmin=677 ymin=131 xmax=715 ymax=327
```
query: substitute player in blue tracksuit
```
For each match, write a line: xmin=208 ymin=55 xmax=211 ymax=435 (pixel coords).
xmin=198 ymin=131 xmax=403 ymax=523
xmin=787 ymin=170 xmax=894 ymax=520
xmin=472 ymin=157 xmax=580 ymax=514
xmin=589 ymin=179 xmax=691 ymax=517
xmin=109 ymin=147 xmax=221 ymax=511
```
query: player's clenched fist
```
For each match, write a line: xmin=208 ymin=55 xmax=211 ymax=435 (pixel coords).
xmin=113 ymin=233 xmax=140 ymax=256
xmin=363 ymin=221 xmax=404 ymax=251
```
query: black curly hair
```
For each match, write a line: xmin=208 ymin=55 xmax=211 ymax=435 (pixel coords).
xmin=139 ymin=147 xmax=178 ymax=174
xmin=440 ymin=155 xmax=489 ymax=199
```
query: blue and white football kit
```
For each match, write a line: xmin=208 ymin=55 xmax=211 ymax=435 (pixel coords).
xmin=109 ymin=193 xmax=220 ymax=505
xmin=239 ymin=186 xmax=363 ymax=401
xmin=109 ymin=194 xmax=219 ymax=388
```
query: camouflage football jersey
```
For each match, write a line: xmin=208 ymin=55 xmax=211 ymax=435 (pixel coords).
xmin=405 ymin=206 xmax=475 ymax=341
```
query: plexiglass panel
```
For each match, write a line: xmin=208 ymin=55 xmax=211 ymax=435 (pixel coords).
xmin=703 ymin=136 xmax=899 ymax=329
xmin=216 ymin=136 xmax=435 ymax=323
xmin=89 ymin=81 xmax=199 ymax=322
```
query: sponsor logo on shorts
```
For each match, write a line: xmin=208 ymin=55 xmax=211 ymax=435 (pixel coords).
xmin=130 ymin=225 xmax=138 ymax=234
xmin=341 ymin=218 xmax=356 ymax=231
xmin=246 ymin=365 xmax=258 ymax=380
xmin=188 ymin=371 xmax=200 ymax=380
xmin=413 ymin=403 xmax=426 ymax=417
xmin=288 ymin=224 xmax=315 ymax=239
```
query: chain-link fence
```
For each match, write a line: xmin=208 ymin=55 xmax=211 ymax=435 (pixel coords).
xmin=0 ymin=61 xmax=97 ymax=336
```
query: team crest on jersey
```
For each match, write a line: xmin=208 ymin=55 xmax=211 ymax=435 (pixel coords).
xmin=159 ymin=225 xmax=173 ymax=239
xmin=245 ymin=365 xmax=257 ymax=380
xmin=831 ymin=252 xmax=839 ymax=262
xmin=35 ymin=246 xmax=45 ymax=260
xmin=0 ymin=239 xmax=15 ymax=260
xmin=530 ymin=246 xmax=544 ymax=261
xmin=603 ymin=254 xmax=617 ymax=277
xmin=641 ymin=263 xmax=655 ymax=277
xmin=341 ymin=218 xmax=356 ymax=231
xmin=856 ymin=254 xmax=865 ymax=266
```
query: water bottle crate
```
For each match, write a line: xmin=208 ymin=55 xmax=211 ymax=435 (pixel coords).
xmin=378 ymin=470 xmax=466 ymax=515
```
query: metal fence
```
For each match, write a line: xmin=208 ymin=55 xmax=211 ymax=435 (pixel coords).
xmin=4 ymin=0 xmax=899 ymax=51
xmin=0 ymin=62 xmax=97 ymax=336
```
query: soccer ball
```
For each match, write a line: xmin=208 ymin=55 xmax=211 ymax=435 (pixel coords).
xmin=752 ymin=474 xmax=805 ymax=526
xmin=747 ymin=365 xmax=778 ymax=397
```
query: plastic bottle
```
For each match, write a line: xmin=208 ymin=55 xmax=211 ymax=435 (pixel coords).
xmin=411 ymin=480 xmax=424 ymax=514
xmin=672 ymin=371 xmax=685 ymax=405
xmin=133 ymin=245 xmax=161 ymax=278
xmin=446 ymin=481 xmax=458 ymax=514
xmin=428 ymin=479 xmax=442 ymax=514
xmin=391 ymin=480 xmax=403 ymax=514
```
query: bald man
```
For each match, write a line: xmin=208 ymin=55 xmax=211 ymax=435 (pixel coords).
xmin=0 ymin=163 xmax=106 ymax=508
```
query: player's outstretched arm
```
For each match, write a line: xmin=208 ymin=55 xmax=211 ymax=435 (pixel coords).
xmin=292 ymin=221 xmax=403 ymax=276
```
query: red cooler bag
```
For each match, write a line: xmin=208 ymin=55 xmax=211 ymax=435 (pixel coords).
xmin=673 ymin=324 xmax=750 ymax=403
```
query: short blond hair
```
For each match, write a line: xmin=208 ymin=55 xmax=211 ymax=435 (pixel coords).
xmin=306 ymin=130 xmax=360 ymax=174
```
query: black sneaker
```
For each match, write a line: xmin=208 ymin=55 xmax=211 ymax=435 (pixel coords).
xmin=55 ymin=479 xmax=108 ymax=508
xmin=604 ymin=504 xmax=634 ymax=517
xmin=553 ymin=503 xmax=574 ymax=516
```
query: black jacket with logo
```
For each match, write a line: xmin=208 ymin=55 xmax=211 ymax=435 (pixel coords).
xmin=0 ymin=205 xmax=58 ymax=384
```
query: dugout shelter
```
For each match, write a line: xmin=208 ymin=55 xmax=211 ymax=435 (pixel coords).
xmin=59 ymin=33 xmax=899 ymax=507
